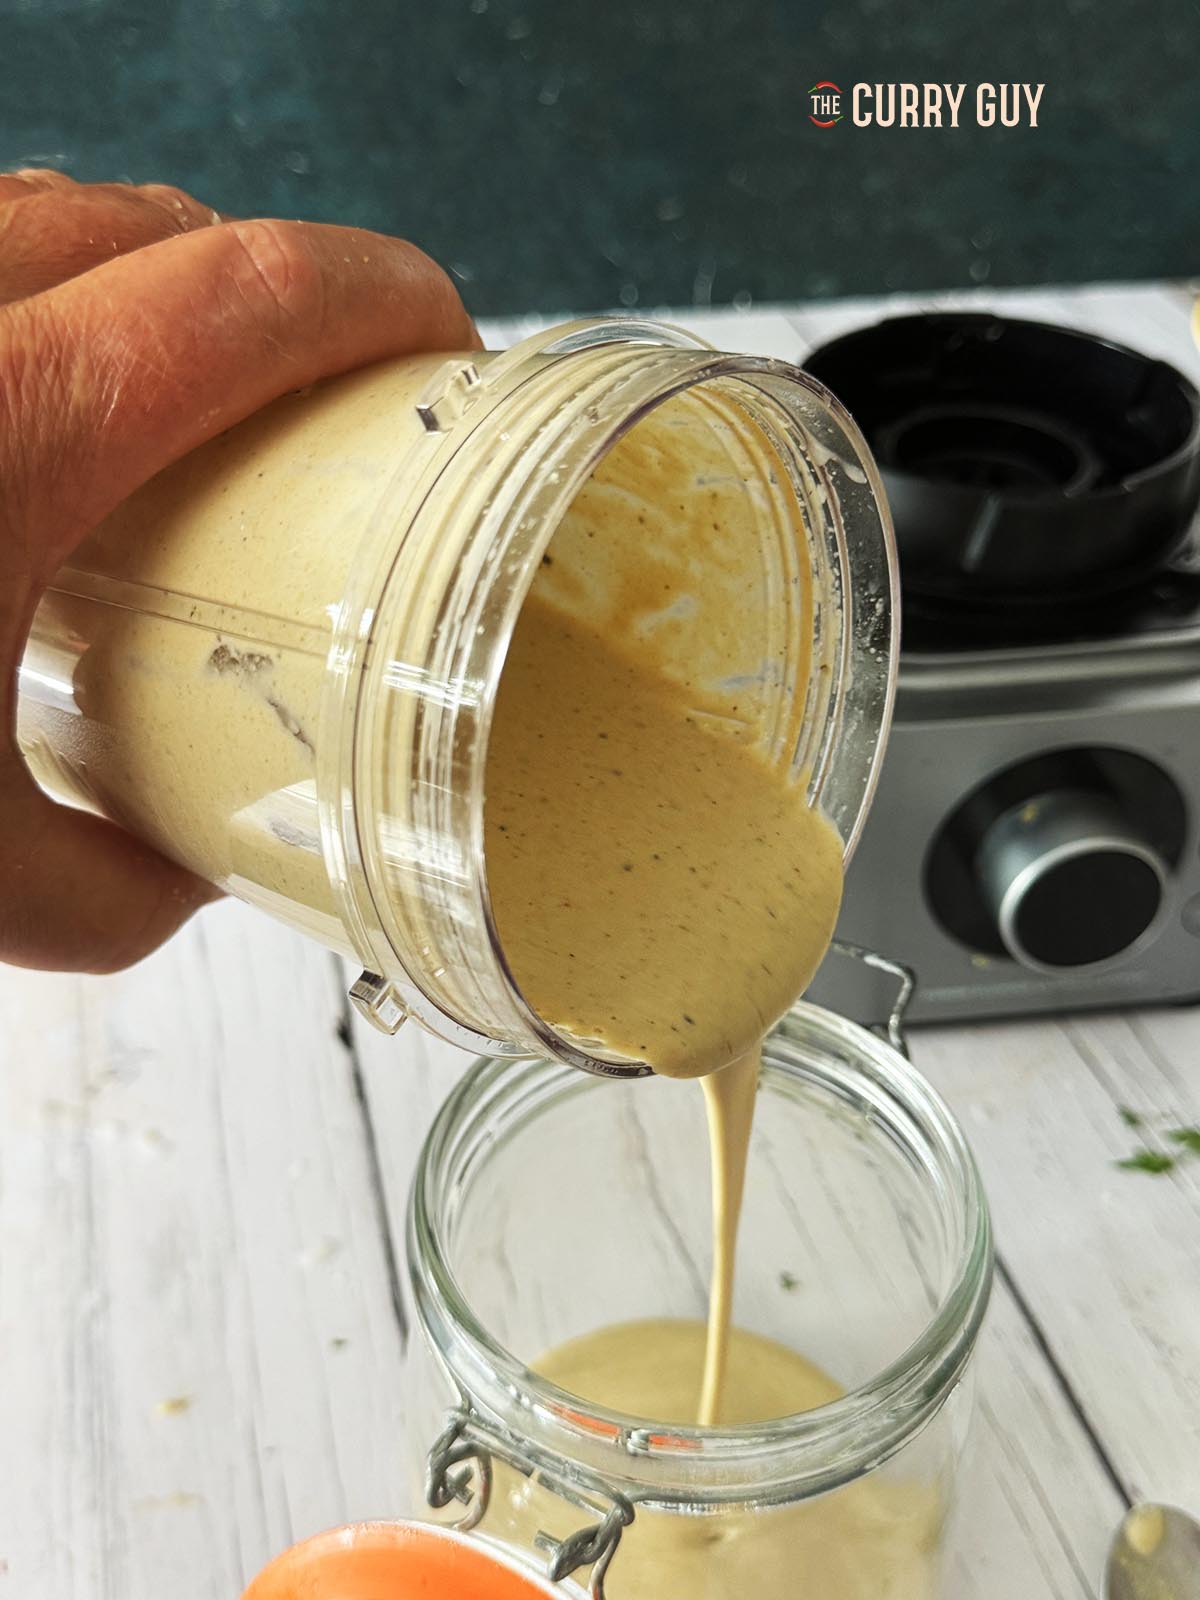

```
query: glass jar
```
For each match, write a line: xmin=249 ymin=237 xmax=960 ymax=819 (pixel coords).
xmin=16 ymin=318 xmax=897 ymax=1072
xmin=403 ymin=1001 xmax=993 ymax=1599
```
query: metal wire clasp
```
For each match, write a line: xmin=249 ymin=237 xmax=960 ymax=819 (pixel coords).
xmin=827 ymin=938 xmax=916 ymax=1059
xmin=425 ymin=1410 xmax=494 ymax=1533
xmin=425 ymin=1408 xmax=634 ymax=1598
xmin=535 ymin=1499 xmax=633 ymax=1598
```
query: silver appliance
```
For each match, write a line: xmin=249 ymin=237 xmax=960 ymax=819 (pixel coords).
xmin=804 ymin=312 xmax=1200 ymax=1026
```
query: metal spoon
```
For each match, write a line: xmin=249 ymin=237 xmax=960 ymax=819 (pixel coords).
xmin=1106 ymin=1504 xmax=1200 ymax=1600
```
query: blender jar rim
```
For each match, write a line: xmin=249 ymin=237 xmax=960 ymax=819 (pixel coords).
xmin=327 ymin=317 xmax=899 ymax=1074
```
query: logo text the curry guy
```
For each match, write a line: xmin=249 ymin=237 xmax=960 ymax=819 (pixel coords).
xmin=808 ymin=82 xmax=1045 ymax=129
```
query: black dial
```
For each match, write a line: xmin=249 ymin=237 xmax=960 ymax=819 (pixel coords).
xmin=976 ymin=791 xmax=1166 ymax=970
xmin=925 ymin=748 xmax=1185 ymax=971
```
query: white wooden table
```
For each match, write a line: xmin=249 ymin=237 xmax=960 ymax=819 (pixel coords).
xmin=3 ymin=283 xmax=1200 ymax=1600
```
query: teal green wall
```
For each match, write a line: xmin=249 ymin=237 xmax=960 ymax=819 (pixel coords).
xmin=3 ymin=0 xmax=1195 ymax=315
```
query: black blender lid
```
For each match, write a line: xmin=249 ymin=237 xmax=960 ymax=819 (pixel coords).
xmin=803 ymin=313 xmax=1200 ymax=645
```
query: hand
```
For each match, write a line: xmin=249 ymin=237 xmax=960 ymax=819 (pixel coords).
xmin=0 ymin=170 xmax=478 ymax=974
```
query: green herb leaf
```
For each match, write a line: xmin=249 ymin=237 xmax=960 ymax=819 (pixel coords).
xmin=1167 ymin=1127 xmax=1200 ymax=1155
xmin=1118 ymin=1107 xmax=1144 ymax=1128
xmin=1116 ymin=1151 xmax=1175 ymax=1175
xmin=778 ymin=1271 xmax=799 ymax=1292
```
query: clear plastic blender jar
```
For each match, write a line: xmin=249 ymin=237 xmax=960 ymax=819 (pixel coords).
xmin=18 ymin=318 xmax=897 ymax=1072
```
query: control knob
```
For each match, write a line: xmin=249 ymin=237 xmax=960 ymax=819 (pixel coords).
xmin=976 ymin=789 xmax=1167 ymax=972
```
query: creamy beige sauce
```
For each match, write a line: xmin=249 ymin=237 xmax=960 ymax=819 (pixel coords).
xmin=540 ymin=1316 xmax=843 ymax=1426
xmin=697 ymin=1047 xmax=761 ymax=1424
xmin=478 ymin=403 xmax=891 ymax=1592
xmin=484 ymin=600 xmax=843 ymax=1080
xmin=485 ymin=400 xmax=844 ymax=1423
xmin=496 ymin=1320 xmax=941 ymax=1600
xmin=18 ymin=355 xmax=459 ymax=948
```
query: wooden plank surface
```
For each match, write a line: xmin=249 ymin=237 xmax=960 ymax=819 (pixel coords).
xmin=914 ymin=1008 xmax=1200 ymax=1513
xmin=3 ymin=283 xmax=1198 ymax=1599
xmin=0 ymin=870 xmax=1173 ymax=1600
xmin=952 ymin=1280 xmax=1125 ymax=1600
xmin=0 ymin=905 xmax=412 ymax=1598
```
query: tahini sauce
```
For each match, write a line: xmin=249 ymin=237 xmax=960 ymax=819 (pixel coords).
xmin=485 ymin=398 xmax=843 ymax=1414
xmin=481 ymin=399 xmax=934 ymax=1595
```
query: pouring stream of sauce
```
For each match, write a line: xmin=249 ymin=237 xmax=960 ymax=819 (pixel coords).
xmin=486 ymin=581 xmax=842 ymax=1416
xmin=484 ymin=400 xmax=936 ymax=1595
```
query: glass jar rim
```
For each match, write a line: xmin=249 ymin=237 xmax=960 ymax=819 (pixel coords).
xmin=407 ymin=1002 xmax=993 ymax=1506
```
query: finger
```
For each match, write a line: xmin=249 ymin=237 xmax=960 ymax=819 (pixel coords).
xmin=123 ymin=182 xmax=232 ymax=225
xmin=131 ymin=182 xmax=222 ymax=225
xmin=0 ymin=751 xmax=218 ymax=974
xmin=4 ymin=216 xmax=480 ymax=582
xmin=0 ymin=167 xmax=79 ymax=203
xmin=0 ymin=181 xmax=222 ymax=303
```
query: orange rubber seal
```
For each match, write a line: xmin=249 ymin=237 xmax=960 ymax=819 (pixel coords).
xmin=242 ymin=1520 xmax=562 ymax=1599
